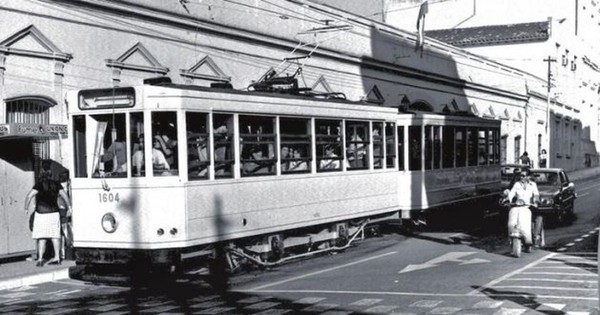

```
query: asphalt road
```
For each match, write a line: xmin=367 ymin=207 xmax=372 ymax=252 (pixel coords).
xmin=0 ymin=177 xmax=598 ymax=314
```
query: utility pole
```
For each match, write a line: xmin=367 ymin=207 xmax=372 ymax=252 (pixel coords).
xmin=543 ymin=55 xmax=556 ymax=167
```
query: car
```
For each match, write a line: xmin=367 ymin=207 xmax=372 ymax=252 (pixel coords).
xmin=501 ymin=164 xmax=530 ymax=189
xmin=529 ymin=168 xmax=576 ymax=225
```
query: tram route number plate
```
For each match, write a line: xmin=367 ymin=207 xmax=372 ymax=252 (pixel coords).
xmin=98 ymin=192 xmax=120 ymax=203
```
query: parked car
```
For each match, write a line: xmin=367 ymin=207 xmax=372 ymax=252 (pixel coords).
xmin=529 ymin=168 xmax=576 ymax=225
xmin=501 ymin=164 xmax=530 ymax=189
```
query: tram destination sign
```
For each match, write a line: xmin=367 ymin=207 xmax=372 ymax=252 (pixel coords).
xmin=0 ymin=123 xmax=67 ymax=138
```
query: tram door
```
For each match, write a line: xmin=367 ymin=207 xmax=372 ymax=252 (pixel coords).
xmin=0 ymin=139 xmax=35 ymax=257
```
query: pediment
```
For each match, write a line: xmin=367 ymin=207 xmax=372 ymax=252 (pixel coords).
xmin=106 ymin=42 xmax=168 ymax=74
xmin=365 ymin=85 xmax=385 ymax=105
xmin=0 ymin=25 xmax=71 ymax=61
xmin=311 ymin=75 xmax=333 ymax=93
xmin=180 ymin=55 xmax=230 ymax=82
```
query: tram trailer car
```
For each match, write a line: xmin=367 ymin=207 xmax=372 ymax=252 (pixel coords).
xmin=65 ymin=82 xmax=502 ymax=280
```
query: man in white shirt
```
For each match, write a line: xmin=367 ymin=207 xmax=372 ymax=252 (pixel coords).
xmin=506 ymin=169 xmax=540 ymax=253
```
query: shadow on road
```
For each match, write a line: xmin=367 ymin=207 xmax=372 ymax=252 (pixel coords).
xmin=474 ymin=286 xmax=567 ymax=315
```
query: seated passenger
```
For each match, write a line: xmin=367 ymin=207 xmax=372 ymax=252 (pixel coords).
xmin=101 ymin=138 xmax=127 ymax=173
xmin=133 ymin=135 xmax=170 ymax=175
xmin=132 ymin=135 xmax=145 ymax=176
xmin=243 ymin=146 xmax=271 ymax=175
xmin=319 ymin=145 xmax=340 ymax=170
xmin=288 ymin=148 xmax=308 ymax=172
xmin=188 ymin=135 xmax=209 ymax=177
xmin=281 ymin=146 xmax=291 ymax=172
xmin=154 ymin=132 xmax=177 ymax=168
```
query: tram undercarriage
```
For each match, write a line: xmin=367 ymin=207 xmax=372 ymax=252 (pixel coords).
xmin=70 ymin=212 xmax=400 ymax=285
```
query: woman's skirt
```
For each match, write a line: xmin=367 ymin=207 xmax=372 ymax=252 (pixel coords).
xmin=32 ymin=212 xmax=61 ymax=239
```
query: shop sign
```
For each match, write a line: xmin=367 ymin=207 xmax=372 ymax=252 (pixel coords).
xmin=0 ymin=123 xmax=67 ymax=138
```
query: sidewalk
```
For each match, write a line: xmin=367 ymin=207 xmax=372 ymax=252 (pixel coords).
xmin=1 ymin=166 xmax=599 ymax=291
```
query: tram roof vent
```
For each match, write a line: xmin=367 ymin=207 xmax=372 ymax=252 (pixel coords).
xmin=143 ymin=76 xmax=172 ymax=86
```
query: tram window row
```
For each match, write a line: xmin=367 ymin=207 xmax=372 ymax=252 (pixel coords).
xmin=71 ymin=111 xmax=500 ymax=179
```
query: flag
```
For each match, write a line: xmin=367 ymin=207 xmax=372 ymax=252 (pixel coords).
xmin=416 ymin=1 xmax=429 ymax=49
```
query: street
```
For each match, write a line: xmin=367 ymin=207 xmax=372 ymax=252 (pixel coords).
xmin=0 ymin=176 xmax=598 ymax=314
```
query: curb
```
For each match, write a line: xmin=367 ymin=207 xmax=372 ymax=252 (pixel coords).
xmin=0 ymin=267 xmax=70 ymax=291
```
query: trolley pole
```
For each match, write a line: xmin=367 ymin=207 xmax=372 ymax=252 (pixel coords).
xmin=544 ymin=56 xmax=556 ymax=167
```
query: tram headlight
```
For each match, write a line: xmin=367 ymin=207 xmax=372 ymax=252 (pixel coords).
xmin=101 ymin=213 xmax=118 ymax=233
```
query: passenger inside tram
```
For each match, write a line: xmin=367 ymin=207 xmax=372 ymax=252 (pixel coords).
xmin=188 ymin=134 xmax=209 ymax=178
xmin=242 ymin=145 xmax=271 ymax=175
xmin=100 ymin=135 xmax=127 ymax=174
xmin=288 ymin=148 xmax=308 ymax=172
xmin=319 ymin=145 xmax=340 ymax=170
xmin=152 ymin=136 xmax=171 ymax=174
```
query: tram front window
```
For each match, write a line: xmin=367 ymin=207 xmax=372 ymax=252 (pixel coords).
xmin=130 ymin=112 xmax=145 ymax=177
xmin=90 ymin=114 xmax=127 ymax=178
xmin=151 ymin=112 xmax=178 ymax=176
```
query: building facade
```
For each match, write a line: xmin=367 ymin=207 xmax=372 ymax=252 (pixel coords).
xmin=0 ymin=0 xmax=530 ymax=257
xmin=383 ymin=0 xmax=600 ymax=170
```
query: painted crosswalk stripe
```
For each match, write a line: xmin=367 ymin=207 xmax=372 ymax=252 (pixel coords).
xmin=536 ymin=303 xmax=565 ymax=311
xmin=364 ymin=305 xmax=398 ymax=313
xmin=493 ymin=308 xmax=526 ymax=315
xmin=430 ymin=307 xmax=461 ymax=314
xmin=494 ymin=285 xmax=597 ymax=291
xmin=473 ymin=300 xmax=503 ymax=309
xmin=293 ymin=297 xmax=326 ymax=305
xmin=507 ymin=278 xmax=597 ymax=284
xmin=350 ymin=298 xmax=382 ymax=306
xmin=410 ymin=300 xmax=443 ymax=308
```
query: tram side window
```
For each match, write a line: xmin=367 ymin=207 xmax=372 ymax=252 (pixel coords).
xmin=130 ymin=112 xmax=145 ymax=177
xmin=385 ymin=122 xmax=396 ymax=169
xmin=442 ymin=126 xmax=454 ymax=168
xmin=424 ymin=126 xmax=432 ymax=170
xmin=213 ymin=114 xmax=234 ymax=178
xmin=467 ymin=128 xmax=478 ymax=166
xmin=492 ymin=129 xmax=500 ymax=164
xmin=433 ymin=126 xmax=441 ymax=169
xmin=477 ymin=129 xmax=487 ymax=165
xmin=346 ymin=121 xmax=369 ymax=170
xmin=240 ymin=115 xmax=276 ymax=176
xmin=280 ymin=118 xmax=311 ymax=174
xmin=316 ymin=119 xmax=343 ymax=172
xmin=398 ymin=126 xmax=405 ymax=171
xmin=408 ymin=126 xmax=421 ymax=171
xmin=373 ymin=122 xmax=383 ymax=169
xmin=72 ymin=115 xmax=87 ymax=178
xmin=151 ymin=112 xmax=178 ymax=176
xmin=186 ymin=112 xmax=209 ymax=180
xmin=455 ymin=127 xmax=466 ymax=167
xmin=91 ymin=114 xmax=127 ymax=178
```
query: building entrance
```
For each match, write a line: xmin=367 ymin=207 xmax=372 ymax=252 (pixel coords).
xmin=0 ymin=139 xmax=35 ymax=257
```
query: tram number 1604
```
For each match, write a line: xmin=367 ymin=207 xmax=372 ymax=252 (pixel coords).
xmin=99 ymin=192 xmax=120 ymax=203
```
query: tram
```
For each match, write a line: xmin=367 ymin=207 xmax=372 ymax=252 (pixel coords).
xmin=65 ymin=79 xmax=502 ymax=279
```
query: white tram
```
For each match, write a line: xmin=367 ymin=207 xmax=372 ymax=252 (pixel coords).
xmin=65 ymin=80 xmax=501 ymax=278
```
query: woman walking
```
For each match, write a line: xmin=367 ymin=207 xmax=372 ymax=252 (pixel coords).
xmin=24 ymin=164 xmax=72 ymax=267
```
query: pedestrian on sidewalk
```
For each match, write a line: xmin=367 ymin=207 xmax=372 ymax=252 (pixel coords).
xmin=539 ymin=149 xmax=547 ymax=168
xmin=519 ymin=151 xmax=532 ymax=167
xmin=24 ymin=161 xmax=72 ymax=267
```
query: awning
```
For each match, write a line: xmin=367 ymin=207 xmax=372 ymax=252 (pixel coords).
xmin=0 ymin=123 xmax=67 ymax=140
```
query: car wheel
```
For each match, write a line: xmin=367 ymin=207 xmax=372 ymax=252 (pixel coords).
xmin=555 ymin=209 xmax=566 ymax=226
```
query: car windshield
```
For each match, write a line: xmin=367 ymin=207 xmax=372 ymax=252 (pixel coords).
xmin=531 ymin=172 xmax=559 ymax=187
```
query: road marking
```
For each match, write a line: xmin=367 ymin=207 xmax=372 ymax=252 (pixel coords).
xmin=238 ymin=289 xmax=600 ymax=301
xmin=399 ymin=252 xmax=490 ymax=274
xmin=493 ymin=307 xmax=526 ymax=315
xmin=578 ymin=192 xmax=590 ymax=197
xmin=467 ymin=253 xmax=555 ymax=296
xmin=521 ymin=272 xmax=596 ymax=277
xmin=494 ymin=285 xmax=597 ymax=292
xmin=245 ymin=251 xmax=397 ymax=291
xmin=506 ymin=278 xmax=597 ymax=284
xmin=578 ymin=182 xmax=600 ymax=191
xmin=536 ymin=303 xmax=565 ymax=311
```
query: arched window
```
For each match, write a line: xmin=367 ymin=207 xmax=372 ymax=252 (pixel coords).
xmin=5 ymin=96 xmax=54 ymax=161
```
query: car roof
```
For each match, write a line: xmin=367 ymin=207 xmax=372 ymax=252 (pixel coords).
xmin=530 ymin=168 xmax=564 ymax=173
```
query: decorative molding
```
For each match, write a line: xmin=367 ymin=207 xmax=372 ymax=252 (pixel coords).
xmin=364 ymin=85 xmax=384 ymax=105
xmin=499 ymin=108 xmax=510 ymax=120
xmin=0 ymin=25 xmax=72 ymax=62
xmin=513 ymin=111 xmax=523 ymax=122
xmin=180 ymin=55 xmax=230 ymax=82
xmin=105 ymin=42 xmax=169 ymax=74
xmin=311 ymin=75 xmax=333 ymax=93
xmin=469 ymin=103 xmax=479 ymax=116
